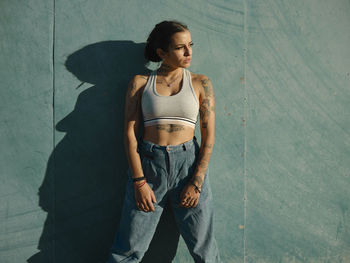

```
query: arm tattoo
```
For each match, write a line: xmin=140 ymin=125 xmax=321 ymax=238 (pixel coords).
xmin=200 ymin=98 xmax=210 ymax=128
xmin=201 ymin=78 xmax=214 ymax=98
xmin=194 ymin=142 xmax=214 ymax=182
xmin=199 ymin=78 xmax=215 ymax=129
xmin=194 ymin=77 xmax=215 ymax=181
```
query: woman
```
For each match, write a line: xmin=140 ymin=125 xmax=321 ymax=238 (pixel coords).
xmin=107 ymin=20 xmax=221 ymax=263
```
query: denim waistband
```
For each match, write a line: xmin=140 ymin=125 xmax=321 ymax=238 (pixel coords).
xmin=139 ymin=136 xmax=198 ymax=153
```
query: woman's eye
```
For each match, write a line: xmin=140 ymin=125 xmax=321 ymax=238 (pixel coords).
xmin=175 ymin=44 xmax=193 ymax=50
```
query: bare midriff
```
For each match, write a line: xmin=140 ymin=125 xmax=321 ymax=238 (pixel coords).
xmin=143 ymin=124 xmax=195 ymax=146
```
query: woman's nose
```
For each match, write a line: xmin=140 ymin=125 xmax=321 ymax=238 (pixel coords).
xmin=184 ymin=46 xmax=192 ymax=56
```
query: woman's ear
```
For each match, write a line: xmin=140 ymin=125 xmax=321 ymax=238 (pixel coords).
xmin=156 ymin=48 xmax=166 ymax=60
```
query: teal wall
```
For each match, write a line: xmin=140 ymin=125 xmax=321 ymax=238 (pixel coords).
xmin=0 ymin=0 xmax=349 ymax=262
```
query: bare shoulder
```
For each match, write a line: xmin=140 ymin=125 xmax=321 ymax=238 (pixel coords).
xmin=190 ymin=72 xmax=214 ymax=96
xmin=127 ymin=74 xmax=149 ymax=96
xmin=130 ymin=74 xmax=149 ymax=88
xmin=133 ymin=74 xmax=149 ymax=83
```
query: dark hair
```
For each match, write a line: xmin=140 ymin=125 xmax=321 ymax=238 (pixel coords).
xmin=144 ymin=20 xmax=188 ymax=62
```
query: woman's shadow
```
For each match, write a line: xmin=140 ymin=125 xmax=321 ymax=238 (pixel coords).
xmin=27 ymin=41 xmax=180 ymax=263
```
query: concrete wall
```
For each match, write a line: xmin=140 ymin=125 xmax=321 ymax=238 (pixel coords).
xmin=0 ymin=0 xmax=349 ymax=262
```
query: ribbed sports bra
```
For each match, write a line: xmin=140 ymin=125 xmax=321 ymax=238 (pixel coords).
xmin=141 ymin=68 xmax=199 ymax=128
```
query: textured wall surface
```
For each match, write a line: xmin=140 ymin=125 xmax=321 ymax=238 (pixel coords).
xmin=0 ymin=0 xmax=349 ymax=262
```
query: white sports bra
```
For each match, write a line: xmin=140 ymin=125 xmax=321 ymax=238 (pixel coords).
xmin=141 ymin=68 xmax=199 ymax=128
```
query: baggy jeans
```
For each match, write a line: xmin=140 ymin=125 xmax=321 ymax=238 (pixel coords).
xmin=107 ymin=136 xmax=221 ymax=263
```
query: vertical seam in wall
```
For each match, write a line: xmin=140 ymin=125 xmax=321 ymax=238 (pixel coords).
xmin=52 ymin=0 xmax=56 ymax=262
xmin=243 ymin=0 xmax=248 ymax=262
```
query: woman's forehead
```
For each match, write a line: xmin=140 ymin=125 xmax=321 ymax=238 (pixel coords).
xmin=170 ymin=30 xmax=192 ymax=45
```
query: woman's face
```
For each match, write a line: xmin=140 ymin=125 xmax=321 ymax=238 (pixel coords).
xmin=158 ymin=30 xmax=193 ymax=68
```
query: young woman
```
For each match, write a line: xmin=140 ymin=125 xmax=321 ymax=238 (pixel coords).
xmin=107 ymin=20 xmax=221 ymax=263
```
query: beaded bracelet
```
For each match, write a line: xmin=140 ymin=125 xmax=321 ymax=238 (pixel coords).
xmin=132 ymin=176 xmax=146 ymax=182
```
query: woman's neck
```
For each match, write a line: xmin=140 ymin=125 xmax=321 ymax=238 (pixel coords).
xmin=157 ymin=63 xmax=183 ymax=78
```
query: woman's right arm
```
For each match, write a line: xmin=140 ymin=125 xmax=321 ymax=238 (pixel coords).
xmin=124 ymin=75 xmax=156 ymax=212
xmin=124 ymin=75 xmax=144 ymax=178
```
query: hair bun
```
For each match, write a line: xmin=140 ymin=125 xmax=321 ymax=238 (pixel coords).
xmin=144 ymin=20 xmax=188 ymax=62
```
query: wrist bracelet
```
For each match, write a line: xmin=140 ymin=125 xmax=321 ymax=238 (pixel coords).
xmin=136 ymin=181 xmax=147 ymax=188
xmin=190 ymin=181 xmax=201 ymax=193
xmin=132 ymin=176 xmax=146 ymax=182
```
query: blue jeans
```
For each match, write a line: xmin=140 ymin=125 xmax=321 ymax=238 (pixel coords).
xmin=107 ymin=137 xmax=221 ymax=263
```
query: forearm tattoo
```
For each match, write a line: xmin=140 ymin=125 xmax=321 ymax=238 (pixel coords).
xmin=194 ymin=142 xmax=213 ymax=180
xmin=199 ymin=99 xmax=210 ymax=128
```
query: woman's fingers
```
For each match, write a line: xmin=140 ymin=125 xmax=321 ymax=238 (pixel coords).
xmin=181 ymin=197 xmax=192 ymax=208
xmin=146 ymin=198 xmax=155 ymax=212
xmin=179 ymin=183 xmax=201 ymax=208
xmin=182 ymin=200 xmax=190 ymax=208
xmin=135 ymin=183 xmax=157 ymax=212
xmin=192 ymin=198 xmax=199 ymax=208
xmin=180 ymin=195 xmax=200 ymax=208
xmin=142 ymin=198 xmax=151 ymax=211
xmin=188 ymin=198 xmax=196 ymax=207
xmin=144 ymin=187 xmax=155 ymax=212
xmin=185 ymin=198 xmax=195 ymax=208
xmin=180 ymin=186 xmax=190 ymax=205
xmin=138 ymin=197 xmax=155 ymax=212
xmin=181 ymin=197 xmax=188 ymax=206
xmin=138 ymin=202 xmax=146 ymax=211
xmin=151 ymin=190 xmax=157 ymax=204
xmin=139 ymin=183 xmax=202 ymax=210
xmin=136 ymin=196 xmax=149 ymax=212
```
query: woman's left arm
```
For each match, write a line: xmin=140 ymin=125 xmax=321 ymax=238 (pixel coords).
xmin=193 ymin=75 xmax=215 ymax=187
xmin=180 ymin=75 xmax=215 ymax=208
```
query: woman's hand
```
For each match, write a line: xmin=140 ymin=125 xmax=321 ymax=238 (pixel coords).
xmin=179 ymin=182 xmax=201 ymax=208
xmin=134 ymin=182 xmax=157 ymax=212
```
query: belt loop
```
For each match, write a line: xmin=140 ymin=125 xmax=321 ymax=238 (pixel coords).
xmin=182 ymin=144 xmax=186 ymax=151
xmin=150 ymin=144 xmax=154 ymax=152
